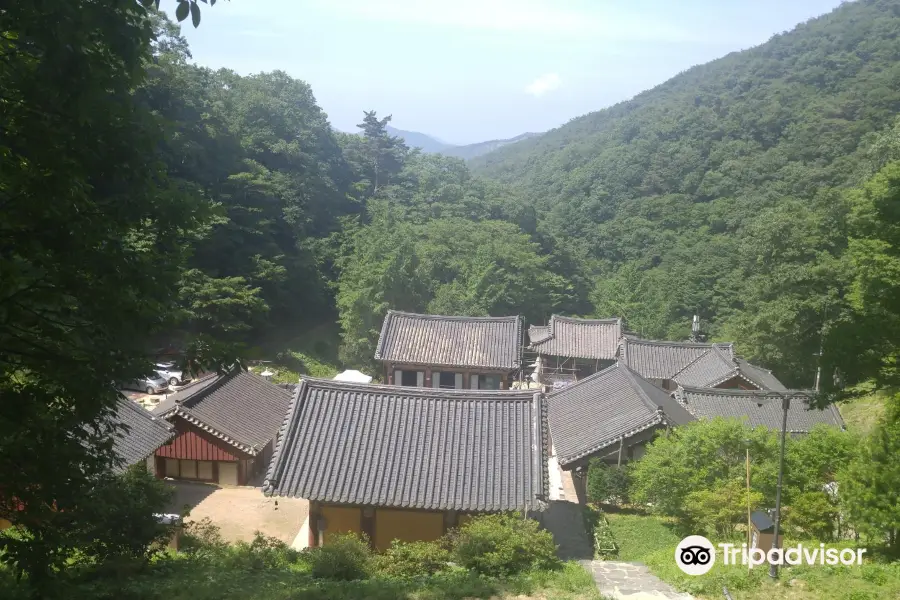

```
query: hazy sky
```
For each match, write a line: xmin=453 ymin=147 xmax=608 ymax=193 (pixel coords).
xmin=174 ymin=0 xmax=846 ymax=145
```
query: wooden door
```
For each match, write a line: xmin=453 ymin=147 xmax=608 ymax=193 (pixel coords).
xmin=218 ymin=462 xmax=239 ymax=486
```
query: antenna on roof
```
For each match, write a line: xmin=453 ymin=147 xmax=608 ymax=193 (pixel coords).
xmin=690 ymin=315 xmax=701 ymax=343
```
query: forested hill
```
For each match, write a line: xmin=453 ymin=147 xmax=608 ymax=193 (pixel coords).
xmin=469 ymin=0 xmax=900 ymax=384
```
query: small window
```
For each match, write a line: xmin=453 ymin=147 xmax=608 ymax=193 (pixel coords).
xmin=180 ymin=459 xmax=198 ymax=479
xmin=439 ymin=372 xmax=457 ymax=389
xmin=197 ymin=460 xmax=214 ymax=480
xmin=400 ymin=370 xmax=420 ymax=386
xmin=479 ymin=374 xmax=500 ymax=390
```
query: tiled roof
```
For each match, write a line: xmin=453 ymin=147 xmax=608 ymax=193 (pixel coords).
xmin=735 ymin=358 xmax=788 ymax=391
xmin=547 ymin=363 xmax=695 ymax=467
xmin=152 ymin=373 xmax=219 ymax=418
xmin=109 ymin=396 xmax=174 ymax=471
xmin=154 ymin=369 xmax=291 ymax=456
xmin=674 ymin=386 xmax=845 ymax=433
xmin=374 ymin=311 xmax=523 ymax=370
xmin=670 ymin=348 xmax=789 ymax=391
xmin=528 ymin=315 xmax=623 ymax=360
xmin=620 ymin=338 xmax=735 ymax=380
xmin=264 ymin=379 xmax=548 ymax=512
xmin=672 ymin=346 xmax=741 ymax=387
xmin=528 ymin=325 xmax=551 ymax=344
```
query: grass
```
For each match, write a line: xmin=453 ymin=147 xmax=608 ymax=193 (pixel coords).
xmin=0 ymin=559 xmax=602 ymax=600
xmin=603 ymin=512 xmax=900 ymax=600
xmin=838 ymin=386 xmax=893 ymax=436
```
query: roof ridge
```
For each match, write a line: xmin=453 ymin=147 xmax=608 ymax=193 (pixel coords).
xmin=619 ymin=364 xmax=667 ymax=414
xmin=546 ymin=362 xmax=621 ymax=397
xmin=384 ymin=310 xmax=521 ymax=322
xmin=679 ymin=385 xmax=812 ymax=397
xmin=301 ymin=376 xmax=536 ymax=400
xmin=115 ymin=394 xmax=174 ymax=433
xmin=626 ymin=338 xmax=724 ymax=349
xmin=180 ymin=368 xmax=237 ymax=409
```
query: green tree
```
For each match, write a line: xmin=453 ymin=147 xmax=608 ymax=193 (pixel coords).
xmin=0 ymin=2 xmax=215 ymax=586
xmin=840 ymin=394 xmax=900 ymax=552
xmin=630 ymin=419 xmax=780 ymax=524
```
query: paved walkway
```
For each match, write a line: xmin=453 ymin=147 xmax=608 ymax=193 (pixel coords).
xmin=581 ymin=560 xmax=695 ymax=600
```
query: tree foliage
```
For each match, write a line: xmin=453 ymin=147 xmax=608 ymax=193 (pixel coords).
xmin=472 ymin=0 xmax=900 ymax=389
xmin=840 ymin=394 xmax=900 ymax=552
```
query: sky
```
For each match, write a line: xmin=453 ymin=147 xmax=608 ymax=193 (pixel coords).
xmin=173 ymin=0 xmax=848 ymax=145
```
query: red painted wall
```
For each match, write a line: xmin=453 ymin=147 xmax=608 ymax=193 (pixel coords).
xmin=155 ymin=418 xmax=249 ymax=462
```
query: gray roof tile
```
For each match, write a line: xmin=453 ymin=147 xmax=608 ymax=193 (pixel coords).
xmin=621 ymin=338 xmax=735 ymax=380
xmin=734 ymin=358 xmax=788 ymax=391
xmin=675 ymin=386 xmax=844 ymax=433
xmin=528 ymin=315 xmax=623 ymax=360
xmin=156 ymin=369 xmax=291 ymax=456
xmin=375 ymin=311 xmax=523 ymax=370
xmin=264 ymin=379 xmax=548 ymax=512
xmin=547 ymin=363 xmax=695 ymax=467
xmin=109 ymin=396 xmax=174 ymax=471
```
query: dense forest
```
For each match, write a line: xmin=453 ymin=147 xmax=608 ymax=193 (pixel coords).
xmin=3 ymin=0 xmax=900 ymax=582
xmin=471 ymin=0 xmax=900 ymax=388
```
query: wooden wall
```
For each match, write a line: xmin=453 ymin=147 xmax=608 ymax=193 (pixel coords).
xmin=155 ymin=418 xmax=248 ymax=462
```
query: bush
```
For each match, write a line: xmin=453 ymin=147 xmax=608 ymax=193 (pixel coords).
xmin=584 ymin=507 xmax=618 ymax=559
xmin=785 ymin=491 xmax=839 ymax=541
xmin=586 ymin=460 xmax=631 ymax=505
xmin=225 ymin=533 xmax=299 ymax=571
xmin=451 ymin=513 xmax=559 ymax=576
xmin=179 ymin=518 xmax=228 ymax=558
xmin=372 ymin=539 xmax=451 ymax=579
xmin=683 ymin=479 xmax=764 ymax=537
xmin=306 ymin=533 xmax=372 ymax=581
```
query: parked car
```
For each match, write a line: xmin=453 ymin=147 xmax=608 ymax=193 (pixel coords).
xmin=154 ymin=362 xmax=188 ymax=387
xmin=122 ymin=375 xmax=170 ymax=395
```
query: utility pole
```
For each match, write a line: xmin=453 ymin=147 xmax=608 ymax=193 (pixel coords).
xmin=690 ymin=315 xmax=700 ymax=343
xmin=769 ymin=393 xmax=792 ymax=579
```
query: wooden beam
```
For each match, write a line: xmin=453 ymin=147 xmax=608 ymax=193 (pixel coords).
xmin=617 ymin=436 xmax=625 ymax=466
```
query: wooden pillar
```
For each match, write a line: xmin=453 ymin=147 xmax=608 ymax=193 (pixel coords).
xmin=617 ymin=437 xmax=625 ymax=466
xmin=425 ymin=367 xmax=432 ymax=388
xmin=361 ymin=507 xmax=375 ymax=548
xmin=386 ymin=364 xmax=393 ymax=385
xmin=309 ymin=501 xmax=320 ymax=548
xmin=444 ymin=510 xmax=458 ymax=535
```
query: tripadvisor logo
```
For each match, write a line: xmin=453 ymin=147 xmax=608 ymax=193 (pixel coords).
xmin=675 ymin=535 xmax=716 ymax=575
xmin=675 ymin=536 xmax=867 ymax=575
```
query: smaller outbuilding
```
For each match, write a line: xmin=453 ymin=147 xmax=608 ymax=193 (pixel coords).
xmin=546 ymin=362 xmax=695 ymax=475
xmin=264 ymin=378 xmax=548 ymax=550
xmin=152 ymin=368 xmax=292 ymax=486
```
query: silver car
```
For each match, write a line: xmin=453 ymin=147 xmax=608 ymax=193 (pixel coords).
xmin=154 ymin=362 xmax=187 ymax=387
xmin=123 ymin=375 xmax=170 ymax=395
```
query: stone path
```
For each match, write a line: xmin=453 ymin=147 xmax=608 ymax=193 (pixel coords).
xmin=581 ymin=560 xmax=695 ymax=600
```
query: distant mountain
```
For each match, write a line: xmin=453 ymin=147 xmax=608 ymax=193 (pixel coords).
xmin=383 ymin=126 xmax=542 ymax=160
xmin=385 ymin=126 xmax=452 ymax=154
xmin=443 ymin=132 xmax=542 ymax=160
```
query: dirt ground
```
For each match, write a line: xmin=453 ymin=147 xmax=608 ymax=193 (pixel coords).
xmin=167 ymin=480 xmax=309 ymax=544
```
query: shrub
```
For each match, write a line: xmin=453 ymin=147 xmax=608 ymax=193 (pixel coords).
xmin=683 ymin=479 xmax=764 ymax=537
xmin=784 ymin=491 xmax=839 ymax=541
xmin=307 ymin=533 xmax=372 ymax=580
xmin=179 ymin=518 xmax=228 ymax=559
xmin=586 ymin=460 xmax=631 ymax=505
xmin=372 ymin=539 xmax=451 ymax=579
xmin=584 ymin=507 xmax=618 ymax=559
xmin=451 ymin=513 xmax=559 ymax=576
xmin=71 ymin=465 xmax=175 ymax=565
xmin=225 ymin=533 xmax=299 ymax=571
